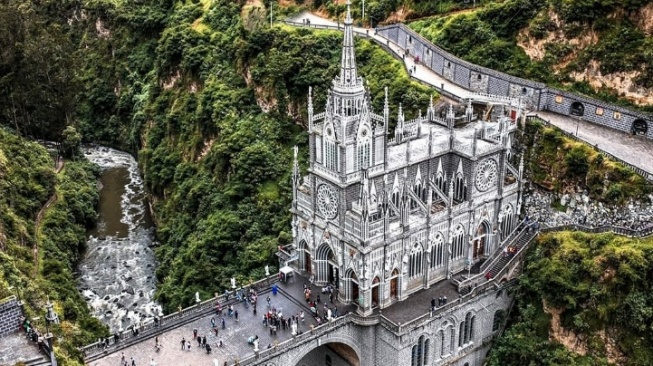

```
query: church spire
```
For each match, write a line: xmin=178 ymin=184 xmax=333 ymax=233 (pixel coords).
xmin=337 ymin=0 xmax=360 ymax=89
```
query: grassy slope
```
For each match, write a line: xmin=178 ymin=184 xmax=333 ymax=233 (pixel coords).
xmin=0 ymin=129 xmax=107 ymax=365
xmin=488 ymin=231 xmax=653 ymax=366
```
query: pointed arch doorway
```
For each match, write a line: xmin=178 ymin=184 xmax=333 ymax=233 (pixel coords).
xmin=371 ymin=277 xmax=380 ymax=307
xmin=472 ymin=222 xmax=490 ymax=260
xmin=390 ymin=268 xmax=399 ymax=299
xmin=316 ymin=243 xmax=338 ymax=285
xmin=298 ymin=240 xmax=312 ymax=274
xmin=345 ymin=269 xmax=359 ymax=305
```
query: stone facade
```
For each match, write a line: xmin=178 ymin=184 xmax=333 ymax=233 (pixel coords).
xmin=0 ymin=297 xmax=24 ymax=336
xmin=278 ymin=3 xmax=523 ymax=365
xmin=254 ymin=285 xmax=513 ymax=366
xmin=376 ymin=23 xmax=652 ymax=139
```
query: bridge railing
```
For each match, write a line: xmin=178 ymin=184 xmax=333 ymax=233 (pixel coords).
xmin=527 ymin=115 xmax=653 ymax=183
xmin=81 ymin=274 xmax=280 ymax=359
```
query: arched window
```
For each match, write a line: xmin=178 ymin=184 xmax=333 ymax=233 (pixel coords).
xmin=451 ymin=225 xmax=465 ymax=260
xmin=411 ymin=335 xmax=429 ymax=366
xmin=324 ymin=125 xmax=338 ymax=172
xmin=454 ymin=174 xmax=467 ymax=201
xmin=501 ymin=205 xmax=514 ymax=240
xmin=409 ymin=242 xmax=423 ymax=278
xmin=430 ymin=233 xmax=444 ymax=269
xmin=459 ymin=312 xmax=475 ymax=347
xmin=423 ymin=339 xmax=430 ymax=364
xmin=438 ymin=329 xmax=445 ymax=358
xmin=356 ymin=139 xmax=370 ymax=170
xmin=435 ymin=172 xmax=445 ymax=192
xmin=493 ymin=310 xmax=506 ymax=332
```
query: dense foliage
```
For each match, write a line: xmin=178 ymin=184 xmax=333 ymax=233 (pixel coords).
xmin=522 ymin=117 xmax=652 ymax=203
xmin=132 ymin=1 xmax=432 ymax=310
xmin=0 ymin=129 xmax=107 ymax=364
xmin=488 ymin=231 xmax=653 ymax=366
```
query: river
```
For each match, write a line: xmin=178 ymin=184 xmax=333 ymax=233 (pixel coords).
xmin=78 ymin=146 xmax=161 ymax=333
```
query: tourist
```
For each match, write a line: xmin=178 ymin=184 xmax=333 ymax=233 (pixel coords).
xmin=267 ymin=296 xmax=271 ymax=308
xmin=300 ymin=310 xmax=305 ymax=322
xmin=131 ymin=356 xmax=136 ymax=366
xmin=202 ymin=336 xmax=207 ymax=348
xmin=149 ymin=358 xmax=156 ymax=366
xmin=193 ymin=328 xmax=198 ymax=339
xmin=214 ymin=327 xmax=219 ymax=336
xmin=206 ymin=344 xmax=212 ymax=354
xmin=197 ymin=336 xmax=202 ymax=347
xmin=443 ymin=296 xmax=447 ymax=304
xmin=431 ymin=298 xmax=436 ymax=311
xmin=186 ymin=342 xmax=191 ymax=351
xmin=121 ymin=352 xmax=125 ymax=364
xmin=211 ymin=317 xmax=216 ymax=328
xmin=235 ymin=310 xmax=239 ymax=322
xmin=181 ymin=337 xmax=186 ymax=350
xmin=317 ymin=294 xmax=321 ymax=303
xmin=221 ymin=317 xmax=226 ymax=330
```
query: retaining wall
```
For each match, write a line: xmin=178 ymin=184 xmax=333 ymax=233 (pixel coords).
xmin=376 ymin=23 xmax=653 ymax=140
xmin=0 ymin=296 xmax=23 ymax=336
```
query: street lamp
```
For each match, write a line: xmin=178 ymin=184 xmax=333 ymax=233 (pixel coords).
xmin=576 ymin=116 xmax=581 ymax=136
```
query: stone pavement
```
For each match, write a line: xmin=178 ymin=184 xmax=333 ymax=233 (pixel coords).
xmin=0 ymin=331 xmax=44 ymax=366
xmin=90 ymin=273 xmax=357 ymax=366
xmin=379 ymin=279 xmax=459 ymax=325
xmin=287 ymin=12 xmax=653 ymax=178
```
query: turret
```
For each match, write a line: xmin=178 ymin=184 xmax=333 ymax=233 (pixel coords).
xmin=465 ymin=99 xmax=474 ymax=123
xmin=395 ymin=104 xmax=405 ymax=143
xmin=308 ymin=86 xmax=314 ymax=132
xmin=426 ymin=95 xmax=435 ymax=122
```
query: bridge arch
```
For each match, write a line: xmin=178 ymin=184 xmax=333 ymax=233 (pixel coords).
xmin=569 ymin=101 xmax=584 ymax=117
xmin=632 ymin=119 xmax=648 ymax=135
xmin=291 ymin=336 xmax=362 ymax=366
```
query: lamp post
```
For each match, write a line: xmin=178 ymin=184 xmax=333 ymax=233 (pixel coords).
xmin=269 ymin=1 xmax=274 ymax=27
xmin=576 ymin=116 xmax=581 ymax=136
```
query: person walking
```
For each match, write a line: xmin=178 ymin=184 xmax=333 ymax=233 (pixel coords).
xmin=431 ymin=298 xmax=436 ymax=311
xmin=300 ymin=311 xmax=305 ymax=322
xmin=181 ymin=337 xmax=186 ymax=350
xmin=211 ymin=317 xmax=216 ymax=328
xmin=131 ymin=356 xmax=136 ymax=366
xmin=121 ymin=352 xmax=125 ymax=364
xmin=202 ymin=336 xmax=207 ymax=348
xmin=235 ymin=310 xmax=239 ymax=322
xmin=197 ymin=336 xmax=202 ymax=347
xmin=221 ymin=317 xmax=226 ymax=330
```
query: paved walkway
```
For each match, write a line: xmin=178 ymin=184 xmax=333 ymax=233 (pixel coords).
xmin=533 ymin=111 xmax=653 ymax=176
xmin=287 ymin=12 xmax=653 ymax=177
xmin=0 ymin=331 xmax=44 ymax=366
xmin=90 ymin=274 xmax=356 ymax=366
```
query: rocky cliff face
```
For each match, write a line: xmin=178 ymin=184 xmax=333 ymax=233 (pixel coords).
xmin=517 ymin=4 xmax=653 ymax=106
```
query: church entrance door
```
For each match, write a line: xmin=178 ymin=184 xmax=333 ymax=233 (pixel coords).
xmin=304 ymin=252 xmax=312 ymax=273
xmin=473 ymin=222 xmax=489 ymax=260
xmin=390 ymin=269 xmax=399 ymax=299
xmin=371 ymin=277 xmax=380 ymax=307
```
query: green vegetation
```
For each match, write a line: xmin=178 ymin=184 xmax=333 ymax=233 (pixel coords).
xmin=523 ymin=117 xmax=652 ymax=203
xmin=407 ymin=0 xmax=653 ymax=111
xmin=0 ymin=129 xmax=107 ymax=364
xmin=488 ymin=231 xmax=653 ymax=366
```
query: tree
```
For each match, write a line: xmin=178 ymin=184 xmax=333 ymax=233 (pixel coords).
xmin=61 ymin=126 xmax=82 ymax=159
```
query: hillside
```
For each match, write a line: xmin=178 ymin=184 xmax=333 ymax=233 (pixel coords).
xmin=0 ymin=129 xmax=107 ymax=364
xmin=302 ymin=0 xmax=653 ymax=111
xmin=487 ymin=231 xmax=653 ymax=366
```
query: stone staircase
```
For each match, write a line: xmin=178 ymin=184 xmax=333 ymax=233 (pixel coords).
xmin=487 ymin=229 xmax=536 ymax=278
xmin=23 ymin=355 xmax=51 ymax=366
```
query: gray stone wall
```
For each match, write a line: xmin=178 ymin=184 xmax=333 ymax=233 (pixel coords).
xmin=0 ymin=297 xmax=23 ymax=336
xmin=376 ymin=24 xmax=652 ymax=139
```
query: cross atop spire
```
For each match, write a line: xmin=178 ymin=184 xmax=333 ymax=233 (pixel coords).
xmin=336 ymin=0 xmax=362 ymax=90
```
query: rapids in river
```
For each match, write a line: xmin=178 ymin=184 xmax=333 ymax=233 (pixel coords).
xmin=78 ymin=146 xmax=161 ymax=333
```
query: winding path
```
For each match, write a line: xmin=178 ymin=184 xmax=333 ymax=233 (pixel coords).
xmin=286 ymin=12 xmax=653 ymax=178
xmin=32 ymin=156 xmax=64 ymax=275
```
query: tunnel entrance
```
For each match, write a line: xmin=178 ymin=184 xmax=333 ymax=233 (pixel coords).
xmin=295 ymin=342 xmax=360 ymax=366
